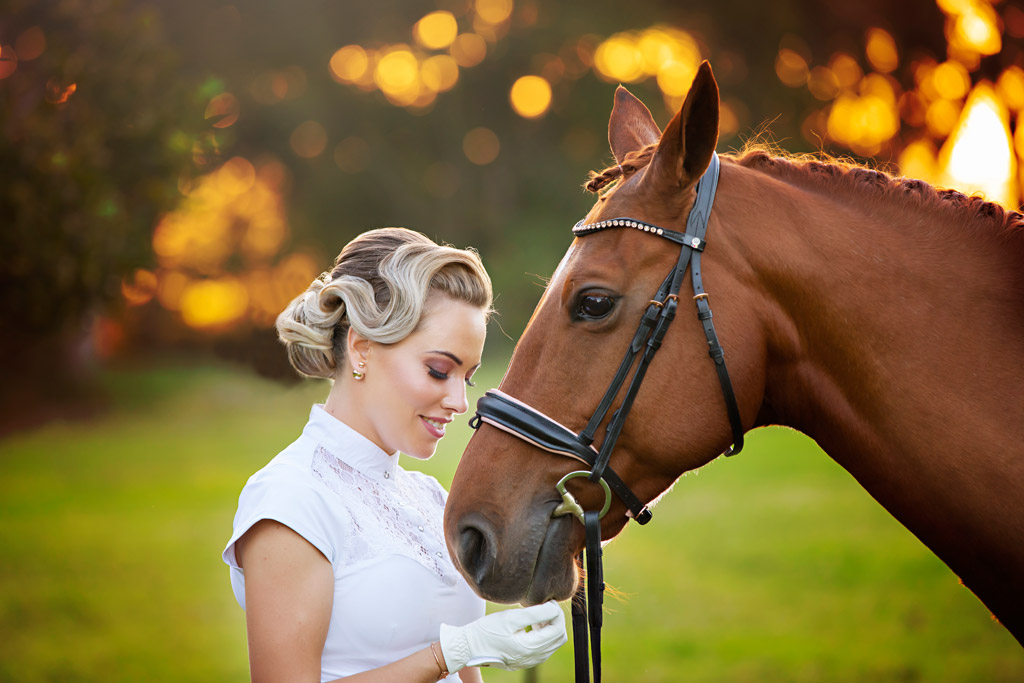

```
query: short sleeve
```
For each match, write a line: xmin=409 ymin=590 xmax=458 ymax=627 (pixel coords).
xmin=222 ymin=462 xmax=338 ymax=597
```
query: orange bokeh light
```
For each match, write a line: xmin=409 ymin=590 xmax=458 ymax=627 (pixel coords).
xmin=463 ymin=127 xmax=500 ymax=165
xmin=205 ymin=92 xmax=240 ymax=128
xmin=415 ymin=11 xmax=458 ymax=50
xmin=939 ymin=82 xmax=1017 ymax=207
xmin=0 ymin=45 xmax=18 ymax=80
xmin=121 ymin=269 xmax=158 ymax=306
xmin=14 ymin=27 xmax=45 ymax=61
xmin=330 ymin=45 xmax=369 ymax=83
xmin=451 ymin=33 xmax=487 ymax=67
xmin=510 ymin=75 xmax=552 ymax=118
xmin=290 ymin=121 xmax=328 ymax=158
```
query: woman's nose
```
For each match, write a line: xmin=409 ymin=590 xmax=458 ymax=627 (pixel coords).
xmin=441 ymin=381 xmax=469 ymax=414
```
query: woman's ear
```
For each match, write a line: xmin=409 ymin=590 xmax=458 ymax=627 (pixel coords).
xmin=345 ymin=327 xmax=371 ymax=374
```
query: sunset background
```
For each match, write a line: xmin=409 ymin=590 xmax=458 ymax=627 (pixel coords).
xmin=2 ymin=0 xmax=1023 ymax=680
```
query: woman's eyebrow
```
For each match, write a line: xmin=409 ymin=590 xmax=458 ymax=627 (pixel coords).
xmin=428 ymin=350 xmax=463 ymax=365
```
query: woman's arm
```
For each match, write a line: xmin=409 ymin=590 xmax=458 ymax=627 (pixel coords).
xmin=236 ymin=519 xmax=451 ymax=683
xmin=236 ymin=519 xmax=334 ymax=682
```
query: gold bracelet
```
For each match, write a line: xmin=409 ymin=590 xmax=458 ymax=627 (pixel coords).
xmin=429 ymin=641 xmax=449 ymax=680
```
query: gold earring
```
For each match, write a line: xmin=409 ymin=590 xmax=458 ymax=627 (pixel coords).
xmin=352 ymin=360 xmax=365 ymax=381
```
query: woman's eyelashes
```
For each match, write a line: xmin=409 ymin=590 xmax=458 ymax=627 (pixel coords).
xmin=427 ymin=366 xmax=477 ymax=387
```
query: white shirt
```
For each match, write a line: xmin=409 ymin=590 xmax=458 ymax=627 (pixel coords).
xmin=223 ymin=405 xmax=485 ymax=682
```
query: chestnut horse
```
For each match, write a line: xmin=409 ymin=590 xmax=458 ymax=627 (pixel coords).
xmin=444 ymin=62 xmax=1024 ymax=645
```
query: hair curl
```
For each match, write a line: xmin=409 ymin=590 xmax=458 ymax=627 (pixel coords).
xmin=275 ymin=227 xmax=493 ymax=380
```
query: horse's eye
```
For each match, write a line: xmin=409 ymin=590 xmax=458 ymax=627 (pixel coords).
xmin=577 ymin=294 xmax=615 ymax=319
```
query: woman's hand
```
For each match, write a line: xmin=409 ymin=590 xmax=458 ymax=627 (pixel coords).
xmin=439 ymin=601 xmax=568 ymax=672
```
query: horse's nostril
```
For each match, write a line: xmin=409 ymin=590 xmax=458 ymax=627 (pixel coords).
xmin=458 ymin=523 xmax=494 ymax=585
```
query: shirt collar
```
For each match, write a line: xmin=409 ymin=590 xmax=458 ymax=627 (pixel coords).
xmin=304 ymin=404 xmax=399 ymax=482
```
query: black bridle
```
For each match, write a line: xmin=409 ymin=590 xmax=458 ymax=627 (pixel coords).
xmin=468 ymin=152 xmax=744 ymax=682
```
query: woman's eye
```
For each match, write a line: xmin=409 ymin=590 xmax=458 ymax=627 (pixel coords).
xmin=429 ymin=366 xmax=476 ymax=387
xmin=577 ymin=294 xmax=615 ymax=319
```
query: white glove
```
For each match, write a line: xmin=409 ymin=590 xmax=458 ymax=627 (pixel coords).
xmin=438 ymin=600 xmax=567 ymax=672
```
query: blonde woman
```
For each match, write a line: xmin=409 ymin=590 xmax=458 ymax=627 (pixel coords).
xmin=223 ymin=228 xmax=566 ymax=682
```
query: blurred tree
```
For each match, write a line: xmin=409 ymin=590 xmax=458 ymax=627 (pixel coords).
xmin=0 ymin=0 xmax=208 ymax=433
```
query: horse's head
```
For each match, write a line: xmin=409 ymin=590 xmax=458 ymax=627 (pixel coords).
xmin=445 ymin=63 xmax=766 ymax=604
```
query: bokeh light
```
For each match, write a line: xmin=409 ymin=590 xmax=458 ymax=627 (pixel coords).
xmin=121 ymin=269 xmax=158 ymax=307
xmin=375 ymin=48 xmax=419 ymax=94
xmin=594 ymin=34 xmax=644 ymax=83
xmin=510 ymin=75 xmax=552 ymax=118
xmin=450 ymin=33 xmax=487 ymax=67
xmin=657 ymin=60 xmax=697 ymax=98
xmin=592 ymin=27 xmax=702 ymax=112
xmin=776 ymin=49 xmax=809 ymax=88
xmin=865 ymin=28 xmax=898 ymax=74
xmin=475 ymin=0 xmax=514 ymax=25
xmin=179 ymin=277 xmax=249 ymax=330
xmin=0 ymin=44 xmax=18 ymax=79
xmin=941 ymin=0 xmax=1001 ymax=61
xmin=329 ymin=45 xmax=369 ymax=83
xmin=290 ymin=121 xmax=328 ymax=158
xmin=421 ymin=54 xmax=460 ymax=93
xmin=205 ymin=92 xmax=239 ymax=128
xmin=997 ymin=66 xmax=1024 ymax=112
xmin=415 ymin=11 xmax=458 ymax=50
xmin=144 ymin=155 xmax=311 ymax=330
xmin=44 ymin=79 xmax=77 ymax=105
xmin=939 ymin=83 xmax=1017 ymax=207
xmin=14 ymin=26 xmax=45 ymax=61
xmin=463 ymin=127 xmax=500 ymax=165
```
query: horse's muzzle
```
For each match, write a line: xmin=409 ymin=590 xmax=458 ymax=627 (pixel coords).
xmin=451 ymin=505 xmax=578 ymax=604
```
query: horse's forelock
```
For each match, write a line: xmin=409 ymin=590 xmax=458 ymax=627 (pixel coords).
xmin=584 ymin=144 xmax=658 ymax=193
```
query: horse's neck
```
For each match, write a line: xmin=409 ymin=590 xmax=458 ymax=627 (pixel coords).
xmin=718 ymin=162 xmax=1024 ymax=632
xmin=737 ymin=171 xmax=1023 ymax=460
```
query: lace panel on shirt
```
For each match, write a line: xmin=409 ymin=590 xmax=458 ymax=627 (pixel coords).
xmin=311 ymin=445 xmax=455 ymax=584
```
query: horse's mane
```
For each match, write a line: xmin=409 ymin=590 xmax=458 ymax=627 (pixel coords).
xmin=585 ymin=143 xmax=1024 ymax=237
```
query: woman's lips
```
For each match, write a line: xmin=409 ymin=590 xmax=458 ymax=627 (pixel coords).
xmin=421 ymin=416 xmax=447 ymax=438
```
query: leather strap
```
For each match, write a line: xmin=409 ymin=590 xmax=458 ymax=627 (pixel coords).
xmin=472 ymin=390 xmax=652 ymax=523
xmin=584 ymin=510 xmax=604 ymax=683
xmin=571 ymin=556 xmax=589 ymax=683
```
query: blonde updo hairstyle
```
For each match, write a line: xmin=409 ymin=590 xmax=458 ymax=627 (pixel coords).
xmin=276 ymin=227 xmax=493 ymax=380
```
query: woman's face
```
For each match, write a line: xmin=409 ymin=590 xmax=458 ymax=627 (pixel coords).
xmin=356 ymin=293 xmax=487 ymax=459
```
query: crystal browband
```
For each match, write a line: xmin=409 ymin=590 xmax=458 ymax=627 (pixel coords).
xmin=572 ymin=217 xmax=706 ymax=251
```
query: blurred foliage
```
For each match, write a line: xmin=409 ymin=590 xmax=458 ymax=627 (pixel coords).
xmin=0 ymin=0 xmax=211 ymax=337
xmin=2 ymin=0 xmax=1023 ymax=427
xmin=0 ymin=0 xmax=210 ymax=431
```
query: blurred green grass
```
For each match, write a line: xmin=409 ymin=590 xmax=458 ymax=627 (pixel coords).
xmin=0 ymin=359 xmax=1020 ymax=681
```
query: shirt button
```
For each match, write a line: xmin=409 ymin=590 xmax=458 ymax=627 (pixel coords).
xmin=418 ymin=525 xmax=424 ymax=531
xmin=436 ymin=551 xmax=443 ymax=558
xmin=383 ymin=471 xmax=390 ymax=479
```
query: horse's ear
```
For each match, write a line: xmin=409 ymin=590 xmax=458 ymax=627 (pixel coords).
xmin=644 ymin=61 xmax=720 ymax=191
xmin=608 ymin=86 xmax=662 ymax=165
